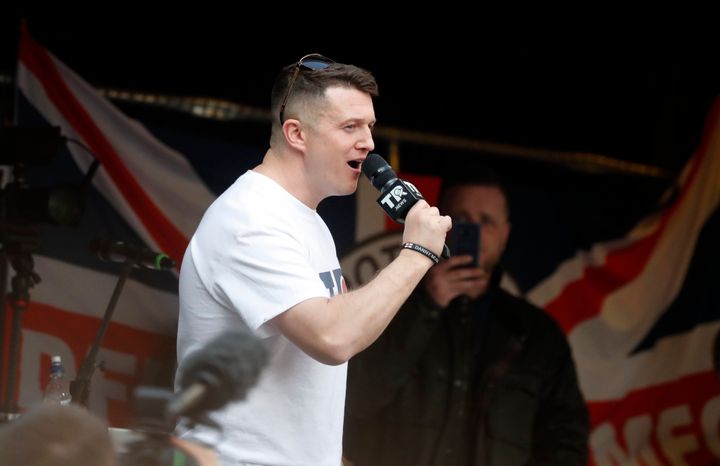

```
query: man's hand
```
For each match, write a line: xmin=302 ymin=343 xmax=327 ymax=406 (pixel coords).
xmin=423 ymin=255 xmax=488 ymax=308
xmin=401 ymin=200 xmax=452 ymax=262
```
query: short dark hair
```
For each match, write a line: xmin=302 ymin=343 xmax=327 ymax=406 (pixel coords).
xmin=270 ymin=57 xmax=378 ymax=137
xmin=439 ymin=167 xmax=511 ymax=218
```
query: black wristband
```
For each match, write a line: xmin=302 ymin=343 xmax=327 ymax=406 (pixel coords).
xmin=402 ymin=242 xmax=440 ymax=265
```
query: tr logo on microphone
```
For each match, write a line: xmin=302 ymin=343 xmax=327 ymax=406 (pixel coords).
xmin=379 ymin=181 xmax=422 ymax=211
xmin=380 ymin=186 xmax=407 ymax=210
xmin=403 ymin=181 xmax=422 ymax=197
xmin=376 ymin=179 xmax=424 ymax=223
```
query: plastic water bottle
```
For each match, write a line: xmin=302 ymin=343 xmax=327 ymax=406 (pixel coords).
xmin=43 ymin=355 xmax=72 ymax=405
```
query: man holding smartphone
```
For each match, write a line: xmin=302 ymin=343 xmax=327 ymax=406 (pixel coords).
xmin=344 ymin=168 xmax=589 ymax=466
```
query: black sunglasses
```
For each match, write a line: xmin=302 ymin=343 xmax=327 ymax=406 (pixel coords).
xmin=278 ymin=53 xmax=335 ymax=124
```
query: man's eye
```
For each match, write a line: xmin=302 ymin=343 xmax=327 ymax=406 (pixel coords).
xmin=479 ymin=215 xmax=496 ymax=227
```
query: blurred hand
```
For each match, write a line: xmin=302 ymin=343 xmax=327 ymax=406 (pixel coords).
xmin=171 ymin=437 xmax=220 ymax=466
xmin=424 ymin=255 xmax=489 ymax=308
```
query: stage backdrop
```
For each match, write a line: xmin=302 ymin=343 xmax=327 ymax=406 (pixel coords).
xmin=4 ymin=26 xmax=719 ymax=465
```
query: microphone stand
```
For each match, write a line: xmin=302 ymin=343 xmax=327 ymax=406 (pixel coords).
xmin=0 ymin=245 xmax=41 ymax=421
xmin=70 ymin=253 xmax=138 ymax=407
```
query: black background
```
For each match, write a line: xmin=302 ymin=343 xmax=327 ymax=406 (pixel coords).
xmin=3 ymin=10 xmax=718 ymax=170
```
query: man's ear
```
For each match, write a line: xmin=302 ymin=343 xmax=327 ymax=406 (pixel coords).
xmin=283 ymin=119 xmax=306 ymax=152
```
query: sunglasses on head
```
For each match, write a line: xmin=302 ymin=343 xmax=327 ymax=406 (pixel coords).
xmin=278 ymin=53 xmax=335 ymax=124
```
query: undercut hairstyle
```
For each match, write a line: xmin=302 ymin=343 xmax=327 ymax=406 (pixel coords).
xmin=0 ymin=403 xmax=116 ymax=466
xmin=270 ymin=59 xmax=378 ymax=144
xmin=439 ymin=166 xmax=511 ymax=219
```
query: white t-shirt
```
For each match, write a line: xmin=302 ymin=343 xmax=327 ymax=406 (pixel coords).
xmin=176 ymin=170 xmax=346 ymax=466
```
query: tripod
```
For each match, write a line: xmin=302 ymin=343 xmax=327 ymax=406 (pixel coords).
xmin=0 ymin=238 xmax=41 ymax=421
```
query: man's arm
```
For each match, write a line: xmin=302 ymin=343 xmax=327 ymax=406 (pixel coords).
xmin=271 ymin=200 xmax=451 ymax=365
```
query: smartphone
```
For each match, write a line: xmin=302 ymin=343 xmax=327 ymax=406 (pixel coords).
xmin=448 ymin=222 xmax=480 ymax=267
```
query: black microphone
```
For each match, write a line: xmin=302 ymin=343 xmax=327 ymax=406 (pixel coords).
xmin=362 ymin=153 xmax=450 ymax=258
xmin=166 ymin=329 xmax=269 ymax=420
xmin=361 ymin=153 xmax=425 ymax=223
xmin=90 ymin=239 xmax=176 ymax=271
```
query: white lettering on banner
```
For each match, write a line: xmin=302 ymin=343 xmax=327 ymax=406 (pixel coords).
xmin=19 ymin=330 xmax=75 ymax=407
xmin=353 ymin=255 xmax=380 ymax=286
xmin=592 ymin=423 xmax=632 ymax=466
xmin=658 ymin=405 xmax=697 ymax=465
xmin=592 ymin=397 xmax=720 ymax=465
xmin=88 ymin=348 xmax=136 ymax=419
xmin=17 ymin=330 xmax=137 ymax=420
xmin=624 ymin=415 xmax=662 ymax=465
xmin=340 ymin=232 xmax=403 ymax=289
xmin=702 ymin=395 xmax=720 ymax=458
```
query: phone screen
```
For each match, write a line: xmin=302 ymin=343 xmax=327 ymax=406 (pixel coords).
xmin=448 ymin=222 xmax=480 ymax=267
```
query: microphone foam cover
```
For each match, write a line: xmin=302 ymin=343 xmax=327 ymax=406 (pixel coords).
xmin=361 ymin=153 xmax=396 ymax=191
xmin=179 ymin=328 xmax=268 ymax=411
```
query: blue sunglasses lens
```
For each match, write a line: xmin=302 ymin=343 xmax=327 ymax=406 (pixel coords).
xmin=301 ymin=59 xmax=332 ymax=70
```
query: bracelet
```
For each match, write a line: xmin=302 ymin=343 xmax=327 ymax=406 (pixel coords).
xmin=401 ymin=242 xmax=440 ymax=265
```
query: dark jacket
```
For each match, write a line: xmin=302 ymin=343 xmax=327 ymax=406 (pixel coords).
xmin=344 ymin=272 xmax=589 ymax=466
